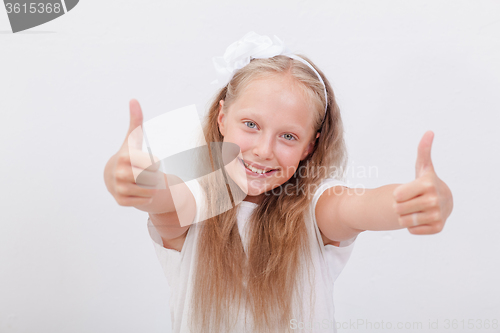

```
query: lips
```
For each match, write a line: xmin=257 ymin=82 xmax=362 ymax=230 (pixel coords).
xmin=239 ymin=158 xmax=278 ymax=175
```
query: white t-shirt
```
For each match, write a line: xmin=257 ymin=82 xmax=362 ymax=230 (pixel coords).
xmin=147 ymin=178 xmax=357 ymax=333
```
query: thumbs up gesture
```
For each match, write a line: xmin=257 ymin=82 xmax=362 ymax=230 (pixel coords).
xmin=392 ymin=131 xmax=454 ymax=234
xmin=104 ymin=99 xmax=163 ymax=207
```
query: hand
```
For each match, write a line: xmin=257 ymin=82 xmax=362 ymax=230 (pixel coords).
xmin=104 ymin=99 xmax=162 ymax=207
xmin=392 ymin=131 xmax=454 ymax=234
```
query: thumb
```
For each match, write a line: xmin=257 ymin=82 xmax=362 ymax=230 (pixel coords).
xmin=415 ymin=130 xmax=435 ymax=178
xmin=125 ymin=99 xmax=144 ymax=150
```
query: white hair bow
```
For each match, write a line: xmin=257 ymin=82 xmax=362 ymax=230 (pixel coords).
xmin=211 ymin=31 xmax=293 ymax=88
xmin=210 ymin=31 xmax=328 ymax=117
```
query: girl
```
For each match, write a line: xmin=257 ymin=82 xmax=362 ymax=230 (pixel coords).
xmin=104 ymin=32 xmax=454 ymax=332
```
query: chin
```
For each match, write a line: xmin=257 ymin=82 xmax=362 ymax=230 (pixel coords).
xmin=246 ymin=187 xmax=266 ymax=197
xmin=246 ymin=181 xmax=283 ymax=197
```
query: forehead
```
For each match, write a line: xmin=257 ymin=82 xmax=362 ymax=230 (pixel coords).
xmin=235 ymin=75 xmax=314 ymax=114
xmin=230 ymin=75 xmax=318 ymax=134
xmin=239 ymin=74 xmax=310 ymax=102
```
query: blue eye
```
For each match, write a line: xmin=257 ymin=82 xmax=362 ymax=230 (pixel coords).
xmin=245 ymin=121 xmax=257 ymax=129
xmin=282 ymin=133 xmax=296 ymax=141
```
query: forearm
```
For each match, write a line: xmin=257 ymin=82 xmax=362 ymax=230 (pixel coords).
xmin=149 ymin=210 xmax=190 ymax=240
xmin=341 ymin=184 xmax=405 ymax=232
xmin=335 ymin=131 xmax=454 ymax=236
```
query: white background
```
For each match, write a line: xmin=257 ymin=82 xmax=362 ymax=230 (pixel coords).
xmin=1 ymin=0 xmax=499 ymax=332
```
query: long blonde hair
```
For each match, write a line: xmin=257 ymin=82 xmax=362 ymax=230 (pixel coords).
xmin=190 ymin=54 xmax=347 ymax=332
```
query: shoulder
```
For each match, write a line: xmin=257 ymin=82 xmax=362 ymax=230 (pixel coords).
xmin=313 ymin=179 xmax=362 ymax=244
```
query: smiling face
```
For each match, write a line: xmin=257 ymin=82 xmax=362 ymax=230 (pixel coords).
xmin=217 ymin=74 xmax=320 ymax=204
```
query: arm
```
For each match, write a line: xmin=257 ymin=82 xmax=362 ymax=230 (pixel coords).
xmin=103 ymin=99 xmax=196 ymax=250
xmin=105 ymin=151 xmax=195 ymax=249
xmin=137 ymin=172 xmax=196 ymax=250
xmin=149 ymin=212 xmax=190 ymax=252
xmin=145 ymin=176 xmax=196 ymax=251
xmin=316 ymin=185 xmax=403 ymax=243
xmin=316 ymin=131 xmax=454 ymax=242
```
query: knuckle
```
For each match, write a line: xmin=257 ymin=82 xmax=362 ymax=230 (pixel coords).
xmin=423 ymin=180 xmax=434 ymax=191
xmin=115 ymin=168 xmax=128 ymax=181
xmin=427 ymin=196 xmax=438 ymax=208
xmin=393 ymin=190 xmax=400 ymax=201
xmin=115 ymin=184 xmax=128 ymax=195
xmin=395 ymin=203 xmax=406 ymax=215
xmin=432 ymin=211 xmax=442 ymax=222
xmin=398 ymin=217 xmax=405 ymax=226
xmin=117 ymin=152 xmax=130 ymax=164
xmin=429 ymin=187 xmax=437 ymax=195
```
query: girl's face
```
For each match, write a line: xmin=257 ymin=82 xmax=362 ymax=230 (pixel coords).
xmin=217 ymin=75 xmax=320 ymax=204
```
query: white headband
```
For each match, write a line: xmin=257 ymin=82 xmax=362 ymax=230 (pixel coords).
xmin=211 ymin=31 xmax=328 ymax=123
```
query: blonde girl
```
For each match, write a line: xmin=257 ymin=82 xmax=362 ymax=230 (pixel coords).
xmin=104 ymin=32 xmax=453 ymax=332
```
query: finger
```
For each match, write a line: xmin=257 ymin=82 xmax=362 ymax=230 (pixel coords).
xmin=132 ymin=166 xmax=165 ymax=188
xmin=116 ymin=161 xmax=164 ymax=190
xmin=393 ymin=179 xmax=428 ymax=203
xmin=115 ymin=153 xmax=158 ymax=177
xmin=125 ymin=99 xmax=145 ymax=151
xmin=116 ymin=167 xmax=166 ymax=188
xmin=407 ymin=222 xmax=444 ymax=235
xmin=415 ymin=130 xmax=435 ymax=178
xmin=130 ymin=162 xmax=162 ymax=186
xmin=129 ymin=149 xmax=160 ymax=171
xmin=115 ymin=181 xmax=159 ymax=198
xmin=116 ymin=195 xmax=153 ymax=207
xmin=393 ymin=194 xmax=438 ymax=215
xmin=398 ymin=210 xmax=440 ymax=228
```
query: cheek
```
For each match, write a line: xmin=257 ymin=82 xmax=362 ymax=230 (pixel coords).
xmin=225 ymin=129 xmax=252 ymax=152
xmin=276 ymin=147 xmax=302 ymax=172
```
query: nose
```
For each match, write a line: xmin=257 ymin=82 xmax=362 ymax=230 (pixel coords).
xmin=252 ymin=133 xmax=275 ymax=160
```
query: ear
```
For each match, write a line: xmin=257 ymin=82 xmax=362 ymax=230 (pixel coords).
xmin=217 ymin=100 xmax=226 ymax=136
xmin=300 ymin=132 xmax=320 ymax=161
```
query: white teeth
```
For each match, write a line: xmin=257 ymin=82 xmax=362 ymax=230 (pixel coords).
xmin=243 ymin=161 xmax=274 ymax=174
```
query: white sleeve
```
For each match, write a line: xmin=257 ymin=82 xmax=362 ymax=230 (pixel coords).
xmin=147 ymin=217 xmax=182 ymax=286
xmin=310 ymin=178 xmax=357 ymax=282
xmin=146 ymin=179 xmax=204 ymax=285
